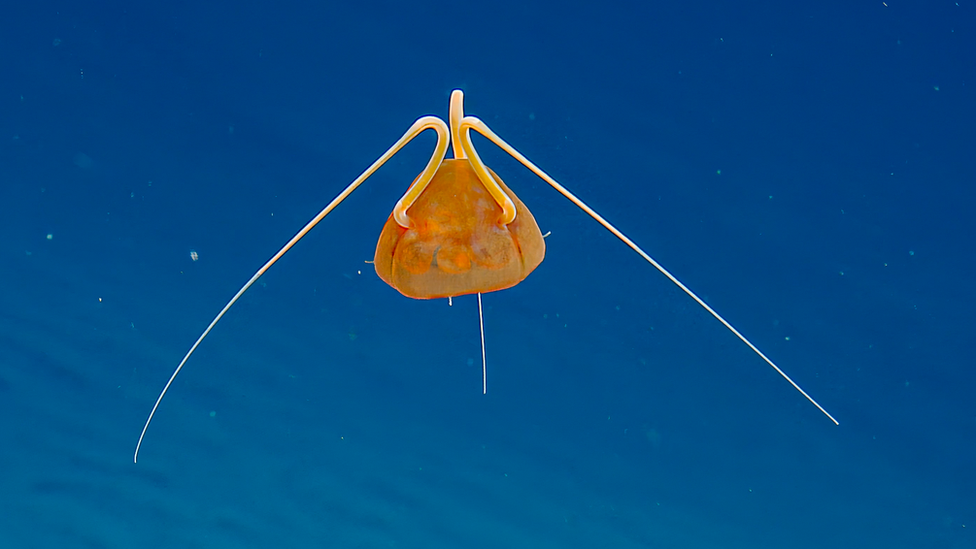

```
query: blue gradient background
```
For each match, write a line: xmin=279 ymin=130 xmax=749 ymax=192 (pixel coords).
xmin=1 ymin=1 xmax=973 ymax=547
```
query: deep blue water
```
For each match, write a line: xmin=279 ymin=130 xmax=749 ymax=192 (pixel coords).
xmin=2 ymin=1 xmax=974 ymax=547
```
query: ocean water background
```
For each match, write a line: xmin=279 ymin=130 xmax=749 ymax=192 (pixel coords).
xmin=1 ymin=1 xmax=973 ymax=547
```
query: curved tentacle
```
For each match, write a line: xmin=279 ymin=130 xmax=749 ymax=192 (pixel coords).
xmin=135 ymin=116 xmax=451 ymax=463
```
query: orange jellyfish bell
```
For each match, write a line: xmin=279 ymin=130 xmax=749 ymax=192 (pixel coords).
xmin=373 ymin=158 xmax=545 ymax=299
xmin=373 ymin=90 xmax=545 ymax=299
